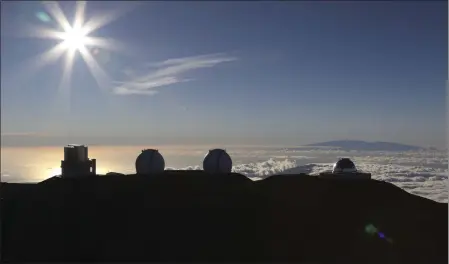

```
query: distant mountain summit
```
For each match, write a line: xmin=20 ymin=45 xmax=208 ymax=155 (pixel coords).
xmin=305 ymin=140 xmax=423 ymax=151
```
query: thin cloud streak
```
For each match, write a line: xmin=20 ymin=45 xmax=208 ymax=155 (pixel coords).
xmin=113 ymin=53 xmax=237 ymax=95
xmin=1 ymin=132 xmax=50 ymax=137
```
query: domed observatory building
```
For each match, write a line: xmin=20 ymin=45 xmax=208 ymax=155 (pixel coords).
xmin=319 ymin=158 xmax=371 ymax=180
xmin=203 ymin=149 xmax=233 ymax=174
xmin=135 ymin=149 xmax=165 ymax=174
xmin=332 ymin=158 xmax=358 ymax=174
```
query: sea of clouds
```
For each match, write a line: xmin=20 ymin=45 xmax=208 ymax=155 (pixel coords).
xmin=2 ymin=146 xmax=447 ymax=203
xmin=166 ymin=147 xmax=448 ymax=203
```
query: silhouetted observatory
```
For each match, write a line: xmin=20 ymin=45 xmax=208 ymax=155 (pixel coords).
xmin=333 ymin=158 xmax=357 ymax=173
xmin=135 ymin=149 xmax=165 ymax=174
xmin=1 ymin=170 xmax=447 ymax=263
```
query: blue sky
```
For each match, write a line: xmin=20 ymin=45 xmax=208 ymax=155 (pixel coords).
xmin=1 ymin=1 xmax=447 ymax=147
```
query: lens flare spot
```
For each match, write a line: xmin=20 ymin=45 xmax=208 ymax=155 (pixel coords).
xmin=94 ymin=49 xmax=112 ymax=65
xmin=364 ymin=224 xmax=377 ymax=235
xmin=36 ymin=11 xmax=52 ymax=23
xmin=92 ymin=48 xmax=100 ymax=55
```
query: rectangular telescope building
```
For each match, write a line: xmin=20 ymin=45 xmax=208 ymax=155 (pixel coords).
xmin=61 ymin=144 xmax=96 ymax=178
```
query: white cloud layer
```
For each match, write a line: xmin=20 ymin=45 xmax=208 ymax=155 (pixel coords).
xmin=113 ymin=53 xmax=237 ymax=95
xmin=169 ymin=149 xmax=448 ymax=203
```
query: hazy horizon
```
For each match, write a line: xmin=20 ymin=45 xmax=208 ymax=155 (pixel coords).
xmin=1 ymin=135 xmax=443 ymax=148
xmin=1 ymin=145 xmax=447 ymax=203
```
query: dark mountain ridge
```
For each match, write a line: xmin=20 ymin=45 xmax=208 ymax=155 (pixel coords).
xmin=1 ymin=171 xmax=447 ymax=263
xmin=305 ymin=140 xmax=424 ymax=151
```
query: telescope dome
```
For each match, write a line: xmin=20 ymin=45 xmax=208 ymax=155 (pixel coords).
xmin=332 ymin=158 xmax=357 ymax=174
xmin=135 ymin=149 xmax=165 ymax=174
xmin=203 ymin=149 xmax=232 ymax=173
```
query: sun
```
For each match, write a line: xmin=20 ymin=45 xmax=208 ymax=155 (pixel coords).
xmin=47 ymin=167 xmax=62 ymax=178
xmin=61 ymin=25 xmax=88 ymax=52
xmin=10 ymin=1 xmax=138 ymax=145
xmin=20 ymin=1 xmax=132 ymax=94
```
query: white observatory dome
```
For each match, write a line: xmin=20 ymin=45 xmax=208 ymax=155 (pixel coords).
xmin=203 ymin=149 xmax=233 ymax=173
xmin=135 ymin=149 xmax=165 ymax=174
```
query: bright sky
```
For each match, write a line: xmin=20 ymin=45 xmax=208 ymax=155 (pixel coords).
xmin=1 ymin=1 xmax=447 ymax=147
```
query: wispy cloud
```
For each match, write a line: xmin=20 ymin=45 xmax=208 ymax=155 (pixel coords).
xmin=1 ymin=132 xmax=49 ymax=137
xmin=113 ymin=53 xmax=237 ymax=95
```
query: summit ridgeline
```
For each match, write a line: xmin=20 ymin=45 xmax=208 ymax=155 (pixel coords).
xmin=1 ymin=170 xmax=447 ymax=263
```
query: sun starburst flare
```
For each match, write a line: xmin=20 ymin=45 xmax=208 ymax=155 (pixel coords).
xmin=35 ymin=1 xmax=117 ymax=93
xmin=12 ymin=1 xmax=135 ymax=102
xmin=4 ymin=1 xmax=138 ymax=144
